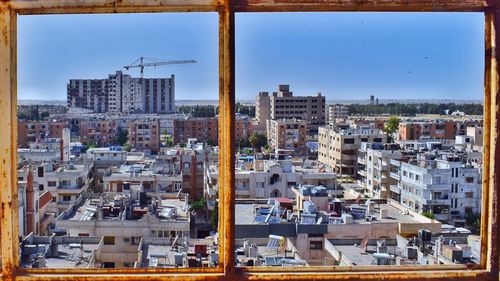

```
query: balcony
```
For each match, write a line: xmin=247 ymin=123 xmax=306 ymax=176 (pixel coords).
xmin=357 ymin=169 xmax=366 ymax=177
xmin=390 ymin=171 xmax=400 ymax=180
xmin=390 ymin=185 xmax=401 ymax=194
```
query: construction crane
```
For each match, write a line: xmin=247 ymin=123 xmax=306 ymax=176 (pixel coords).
xmin=123 ymin=57 xmax=197 ymax=78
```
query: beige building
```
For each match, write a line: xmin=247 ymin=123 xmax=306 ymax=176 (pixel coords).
xmin=255 ymin=84 xmax=326 ymax=136
xmin=267 ymin=119 xmax=308 ymax=154
xmin=318 ymin=126 xmax=387 ymax=177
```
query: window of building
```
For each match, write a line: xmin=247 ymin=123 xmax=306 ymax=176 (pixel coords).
xmin=103 ymin=236 xmax=115 ymax=245
xmin=309 ymin=240 xmax=323 ymax=250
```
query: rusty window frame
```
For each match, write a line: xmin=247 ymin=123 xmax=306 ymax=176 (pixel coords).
xmin=0 ymin=0 xmax=499 ymax=281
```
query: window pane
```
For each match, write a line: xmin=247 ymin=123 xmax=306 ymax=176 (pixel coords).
xmin=17 ymin=12 xmax=220 ymax=269
xmin=235 ymin=12 xmax=483 ymax=268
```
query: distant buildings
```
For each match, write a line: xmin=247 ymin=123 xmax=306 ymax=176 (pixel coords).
xmin=398 ymin=120 xmax=482 ymax=141
xmin=318 ymin=126 xmax=388 ymax=177
xmin=67 ymin=71 xmax=175 ymax=114
xmin=328 ymin=104 xmax=348 ymax=122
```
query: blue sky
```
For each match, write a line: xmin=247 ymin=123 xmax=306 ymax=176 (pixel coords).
xmin=18 ymin=12 xmax=484 ymax=101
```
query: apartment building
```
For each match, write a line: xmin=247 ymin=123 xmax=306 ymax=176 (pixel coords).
xmin=67 ymin=71 xmax=175 ymax=114
xmin=79 ymin=119 xmax=118 ymax=147
xmin=328 ymin=104 xmax=348 ymax=122
xmin=103 ymin=162 xmax=182 ymax=195
xmin=267 ymin=119 xmax=308 ymax=154
xmin=18 ymin=159 xmax=94 ymax=216
xmin=206 ymin=159 xmax=339 ymax=199
xmin=318 ymin=126 xmax=387 ymax=177
xmin=173 ymin=116 xmax=253 ymax=145
xmin=55 ymin=192 xmax=190 ymax=268
xmin=255 ymin=84 xmax=326 ymax=136
xmin=173 ymin=118 xmax=218 ymax=145
xmin=398 ymin=120 xmax=482 ymax=141
xmin=357 ymin=143 xmax=403 ymax=199
xmin=391 ymin=154 xmax=481 ymax=222
xmin=128 ymin=119 xmax=161 ymax=154
xmin=18 ymin=120 xmax=69 ymax=148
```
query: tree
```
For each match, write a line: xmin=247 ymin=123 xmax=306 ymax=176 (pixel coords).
xmin=249 ymin=132 xmax=267 ymax=149
xmin=116 ymin=130 xmax=129 ymax=146
xmin=384 ymin=116 xmax=400 ymax=134
xmin=422 ymin=211 xmax=435 ymax=220
xmin=123 ymin=142 xmax=132 ymax=152
xmin=211 ymin=201 xmax=218 ymax=230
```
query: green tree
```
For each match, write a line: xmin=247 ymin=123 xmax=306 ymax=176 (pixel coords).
xmin=249 ymin=132 xmax=267 ymax=149
xmin=190 ymin=198 xmax=206 ymax=212
xmin=123 ymin=142 xmax=132 ymax=152
xmin=384 ymin=116 xmax=400 ymax=134
xmin=116 ymin=130 xmax=129 ymax=146
xmin=422 ymin=211 xmax=435 ymax=219
xmin=40 ymin=111 xmax=50 ymax=119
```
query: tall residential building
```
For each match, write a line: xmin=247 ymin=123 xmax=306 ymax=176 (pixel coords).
xmin=255 ymin=84 xmax=326 ymax=136
xmin=18 ymin=120 xmax=69 ymax=148
xmin=67 ymin=71 xmax=175 ymax=114
xmin=318 ymin=126 xmax=387 ymax=177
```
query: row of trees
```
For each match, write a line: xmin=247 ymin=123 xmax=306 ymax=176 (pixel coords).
xmin=347 ymin=103 xmax=483 ymax=116
xmin=18 ymin=106 xmax=50 ymax=121
xmin=177 ymin=103 xmax=256 ymax=118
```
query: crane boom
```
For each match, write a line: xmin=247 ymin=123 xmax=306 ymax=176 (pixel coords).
xmin=123 ymin=57 xmax=197 ymax=78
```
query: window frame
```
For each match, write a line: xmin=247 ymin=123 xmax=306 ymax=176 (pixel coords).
xmin=0 ymin=0 xmax=498 ymax=281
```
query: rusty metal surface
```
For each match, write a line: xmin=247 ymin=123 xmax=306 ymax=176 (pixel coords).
xmin=1 ymin=3 xmax=19 ymax=280
xmin=234 ymin=0 xmax=492 ymax=12
xmin=8 ymin=0 xmax=221 ymax=14
xmin=218 ymin=0 xmax=235 ymax=276
xmin=0 ymin=0 xmax=499 ymax=280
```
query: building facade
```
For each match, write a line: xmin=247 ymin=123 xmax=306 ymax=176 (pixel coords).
xmin=318 ymin=126 xmax=388 ymax=177
xmin=128 ymin=119 xmax=161 ymax=154
xmin=67 ymin=71 xmax=175 ymax=114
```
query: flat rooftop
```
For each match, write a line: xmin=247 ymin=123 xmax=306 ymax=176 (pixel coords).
xmin=21 ymin=242 xmax=100 ymax=268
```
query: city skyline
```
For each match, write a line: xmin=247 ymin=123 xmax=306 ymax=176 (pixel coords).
xmin=19 ymin=12 xmax=484 ymax=101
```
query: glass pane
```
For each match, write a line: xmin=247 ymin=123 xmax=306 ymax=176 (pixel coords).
xmin=17 ymin=12 xmax=220 ymax=269
xmin=235 ymin=12 xmax=484 ymax=267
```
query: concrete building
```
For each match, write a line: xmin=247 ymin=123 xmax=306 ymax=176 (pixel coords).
xmin=391 ymin=154 xmax=482 ymax=222
xmin=206 ymin=159 xmax=339 ymax=199
xmin=398 ymin=120 xmax=482 ymax=141
xmin=128 ymin=119 xmax=161 ymax=154
xmin=79 ymin=119 xmax=118 ymax=147
xmin=328 ymin=104 xmax=348 ymax=122
xmin=67 ymin=71 xmax=175 ymax=114
xmin=173 ymin=118 xmax=218 ymax=145
xmin=18 ymin=120 xmax=69 ymax=148
xmin=18 ymin=159 xmax=95 ymax=216
xmin=55 ymin=192 xmax=191 ymax=268
xmin=173 ymin=116 xmax=253 ymax=145
xmin=267 ymin=119 xmax=308 ymax=154
xmin=318 ymin=126 xmax=388 ymax=177
xmin=255 ymin=84 xmax=326 ymax=136
xmin=357 ymin=143 xmax=403 ymax=199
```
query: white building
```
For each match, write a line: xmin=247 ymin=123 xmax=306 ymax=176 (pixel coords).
xmin=357 ymin=143 xmax=402 ymax=199
xmin=328 ymin=104 xmax=348 ymax=122
xmin=392 ymin=154 xmax=481 ymax=222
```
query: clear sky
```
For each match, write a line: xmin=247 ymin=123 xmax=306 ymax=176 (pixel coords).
xmin=18 ymin=12 xmax=484 ymax=101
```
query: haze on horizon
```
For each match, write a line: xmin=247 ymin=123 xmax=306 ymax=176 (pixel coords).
xmin=18 ymin=12 xmax=484 ymax=102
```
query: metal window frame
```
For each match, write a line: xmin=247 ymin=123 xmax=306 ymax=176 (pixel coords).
xmin=0 ymin=0 xmax=499 ymax=281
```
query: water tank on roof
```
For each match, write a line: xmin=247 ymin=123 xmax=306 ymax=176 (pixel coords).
xmin=311 ymin=186 xmax=327 ymax=196
xmin=303 ymin=201 xmax=316 ymax=214
xmin=299 ymin=186 xmax=311 ymax=196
